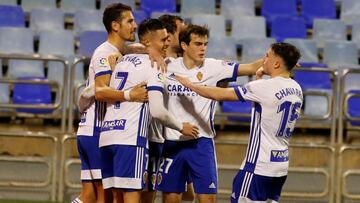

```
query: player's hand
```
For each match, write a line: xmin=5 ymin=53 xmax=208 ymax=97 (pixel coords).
xmin=180 ymin=122 xmax=199 ymax=139
xmin=108 ymin=52 xmax=123 ymax=71
xmin=255 ymin=66 xmax=265 ymax=80
xmin=129 ymin=81 xmax=148 ymax=102
xmin=175 ymin=75 xmax=193 ymax=88
xmin=148 ymin=47 xmax=167 ymax=73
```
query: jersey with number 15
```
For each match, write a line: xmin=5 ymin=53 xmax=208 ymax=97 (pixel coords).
xmin=233 ymin=77 xmax=303 ymax=177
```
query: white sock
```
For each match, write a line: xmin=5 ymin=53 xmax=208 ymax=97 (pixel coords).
xmin=71 ymin=197 xmax=83 ymax=203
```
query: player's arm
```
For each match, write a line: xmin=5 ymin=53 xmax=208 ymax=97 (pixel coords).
xmin=94 ymin=74 xmax=148 ymax=102
xmin=175 ymin=75 xmax=239 ymax=101
xmin=237 ymin=58 xmax=264 ymax=76
xmin=148 ymin=90 xmax=199 ymax=138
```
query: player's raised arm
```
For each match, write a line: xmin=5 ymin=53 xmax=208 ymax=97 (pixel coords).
xmin=148 ymin=90 xmax=199 ymax=138
xmin=175 ymin=75 xmax=239 ymax=101
xmin=237 ymin=58 xmax=264 ymax=76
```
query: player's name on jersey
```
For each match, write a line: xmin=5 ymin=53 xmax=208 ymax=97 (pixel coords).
xmin=166 ymin=84 xmax=198 ymax=97
xmin=101 ymin=119 xmax=127 ymax=132
xmin=120 ymin=55 xmax=142 ymax=67
xmin=274 ymin=87 xmax=302 ymax=100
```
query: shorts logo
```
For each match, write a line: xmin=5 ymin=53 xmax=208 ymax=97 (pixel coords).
xmin=208 ymin=182 xmax=216 ymax=189
xmin=270 ymin=149 xmax=289 ymax=162
xmin=157 ymin=173 xmax=162 ymax=185
xmin=143 ymin=171 xmax=148 ymax=185
xmin=151 ymin=174 xmax=156 ymax=186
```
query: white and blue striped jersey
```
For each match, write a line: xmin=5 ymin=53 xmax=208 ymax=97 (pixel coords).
xmin=77 ymin=41 xmax=118 ymax=137
xmin=163 ymin=57 xmax=239 ymax=141
xmin=99 ymin=54 xmax=164 ymax=148
xmin=233 ymin=77 xmax=303 ymax=177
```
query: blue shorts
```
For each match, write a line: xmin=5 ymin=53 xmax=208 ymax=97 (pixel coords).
xmin=100 ymin=145 xmax=148 ymax=190
xmin=156 ymin=137 xmax=217 ymax=194
xmin=231 ymin=170 xmax=287 ymax=203
xmin=77 ymin=135 xmax=102 ymax=182
xmin=145 ymin=141 xmax=163 ymax=191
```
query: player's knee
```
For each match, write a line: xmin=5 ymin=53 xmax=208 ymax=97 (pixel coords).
xmin=163 ymin=192 xmax=182 ymax=203
xmin=197 ymin=194 xmax=216 ymax=203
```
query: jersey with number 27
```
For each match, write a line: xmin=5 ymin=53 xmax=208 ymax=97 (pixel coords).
xmin=233 ymin=77 xmax=303 ymax=177
xmin=99 ymin=54 xmax=164 ymax=148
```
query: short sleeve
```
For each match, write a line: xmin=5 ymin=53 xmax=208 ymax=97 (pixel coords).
xmin=92 ymin=54 xmax=112 ymax=78
xmin=147 ymin=67 xmax=165 ymax=93
xmin=233 ymin=79 xmax=266 ymax=103
xmin=211 ymin=59 xmax=239 ymax=83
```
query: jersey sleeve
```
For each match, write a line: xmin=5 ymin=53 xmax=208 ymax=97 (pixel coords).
xmin=146 ymin=66 xmax=165 ymax=93
xmin=233 ymin=79 xmax=266 ymax=103
xmin=92 ymin=53 xmax=113 ymax=78
xmin=212 ymin=59 xmax=239 ymax=83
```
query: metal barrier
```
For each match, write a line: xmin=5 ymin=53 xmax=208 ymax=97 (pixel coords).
xmin=0 ymin=131 xmax=58 ymax=201
xmin=336 ymin=145 xmax=360 ymax=203
xmin=68 ymin=57 xmax=88 ymax=133
xmin=0 ymin=53 xmax=69 ymax=132
xmin=215 ymin=140 xmax=336 ymax=203
xmin=58 ymin=134 xmax=80 ymax=202
xmin=338 ymin=68 xmax=360 ymax=144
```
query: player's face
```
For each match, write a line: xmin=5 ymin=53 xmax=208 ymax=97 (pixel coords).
xmin=148 ymin=29 xmax=170 ymax=57
xmin=183 ymin=34 xmax=208 ymax=63
xmin=116 ymin=11 xmax=137 ymax=42
xmin=263 ymin=48 xmax=281 ymax=74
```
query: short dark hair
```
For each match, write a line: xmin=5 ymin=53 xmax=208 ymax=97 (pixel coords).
xmin=138 ymin=19 xmax=166 ymax=41
xmin=103 ymin=3 xmax=132 ymax=33
xmin=271 ymin=42 xmax=301 ymax=71
xmin=158 ymin=14 xmax=183 ymax=34
xmin=179 ymin=24 xmax=209 ymax=46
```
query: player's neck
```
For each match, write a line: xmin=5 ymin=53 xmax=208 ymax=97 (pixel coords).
xmin=271 ymin=71 xmax=290 ymax=79
xmin=183 ymin=55 xmax=202 ymax=70
xmin=107 ymin=34 xmax=126 ymax=54
xmin=166 ymin=47 xmax=178 ymax=58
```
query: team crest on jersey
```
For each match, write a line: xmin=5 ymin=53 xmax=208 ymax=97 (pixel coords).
xmin=143 ymin=171 xmax=148 ymax=184
xmin=196 ymin=72 xmax=203 ymax=81
xmin=157 ymin=173 xmax=162 ymax=185
xmin=99 ymin=58 xmax=109 ymax=67
xmin=157 ymin=73 xmax=166 ymax=83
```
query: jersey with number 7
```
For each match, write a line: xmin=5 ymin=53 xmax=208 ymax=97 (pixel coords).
xmin=233 ymin=77 xmax=303 ymax=177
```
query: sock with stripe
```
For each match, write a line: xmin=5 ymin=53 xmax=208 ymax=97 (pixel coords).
xmin=71 ymin=197 xmax=83 ymax=203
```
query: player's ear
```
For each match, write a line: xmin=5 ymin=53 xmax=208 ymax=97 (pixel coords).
xmin=180 ymin=41 xmax=187 ymax=52
xmin=111 ymin=21 xmax=120 ymax=32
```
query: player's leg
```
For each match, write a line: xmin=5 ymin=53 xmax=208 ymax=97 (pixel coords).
xmin=156 ymin=140 xmax=188 ymax=203
xmin=182 ymin=183 xmax=195 ymax=202
xmin=186 ymin=138 xmax=218 ymax=203
xmin=142 ymin=141 xmax=163 ymax=203
xmin=76 ymin=136 xmax=103 ymax=203
xmin=123 ymin=190 xmax=142 ymax=203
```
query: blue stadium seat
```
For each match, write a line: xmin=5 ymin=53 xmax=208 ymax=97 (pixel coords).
xmin=261 ymin=0 xmax=297 ymax=26
xmin=348 ymin=90 xmax=360 ymax=126
xmin=341 ymin=0 xmax=360 ymax=25
xmin=74 ymin=10 xmax=104 ymax=34
xmin=271 ymin=16 xmax=307 ymax=42
xmin=323 ymin=40 xmax=359 ymax=69
xmin=39 ymin=30 xmax=76 ymax=87
xmin=140 ymin=0 xmax=176 ymax=16
xmin=283 ymin=38 xmax=327 ymax=67
xmin=294 ymin=68 xmax=332 ymax=90
xmin=220 ymin=0 xmax=255 ymax=20
xmin=240 ymin=38 xmax=276 ymax=63
xmin=61 ymin=0 xmax=96 ymax=15
xmin=181 ymin=0 xmax=216 ymax=16
xmin=13 ymin=77 xmax=52 ymax=114
xmin=0 ymin=27 xmax=44 ymax=78
xmin=151 ymin=11 xmax=180 ymax=18
xmin=133 ymin=10 xmax=149 ymax=25
xmin=300 ymin=0 xmax=336 ymax=28
xmin=21 ymin=0 xmax=56 ymax=13
xmin=232 ymin=16 xmax=266 ymax=41
xmin=30 ymin=8 xmax=64 ymax=35
xmin=0 ymin=0 xmax=17 ymax=5
xmin=207 ymin=37 xmax=237 ymax=60
xmin=101 ymin=0 xmax=136 ymax=10
xmin=313 ymin=19 xmax=347 ymax=48
xmin=0 ymin=5 xmax=24 ymax=27
xmin=79 ymin=31 xmax=107 ymax=58
xmin=222 ymin=100 xmax=252 ymax=122
xmin=192 ymin=14 xmax=226 ymax=38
